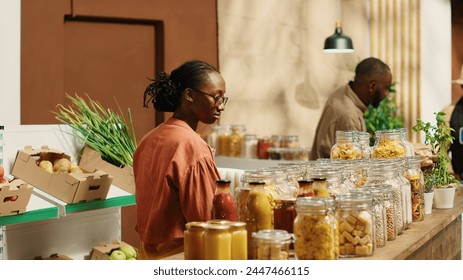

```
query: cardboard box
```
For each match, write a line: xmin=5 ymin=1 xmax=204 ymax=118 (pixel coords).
xmin=11 ymin=145 xmax=113 ymax=204
xmin=34 ymin=253 xmax=73 ymax=260
xmin=0 ymin=179 xmax=33 ymax=217
xmin=79 ymin=146 xmax=135 ymax=194
xmin=90 ymin=240 xmax=137 ymax=260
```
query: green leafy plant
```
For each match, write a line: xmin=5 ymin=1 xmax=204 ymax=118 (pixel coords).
xmin=364 ymin=82 xmax=404 ymax=145
xmin=412 ymin=111 xmax=458 ymax=189
xmin=54 ymin=93 xmax=137 ymax=167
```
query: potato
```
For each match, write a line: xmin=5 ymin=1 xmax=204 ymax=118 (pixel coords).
xmin=53 ymin=158 xmax=72 ymax=173
xmin=39 ymin=160 xmax=54 ymax=173
xmin=70 ymin=166 xmax=83 ymax=173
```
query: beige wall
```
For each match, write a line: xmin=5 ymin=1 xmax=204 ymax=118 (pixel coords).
xmin=218 ymin=0 xmax=370 ymax=148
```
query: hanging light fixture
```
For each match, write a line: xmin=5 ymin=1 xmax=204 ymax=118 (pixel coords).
xmin=323 ymin=20 xmax=354 ymax=53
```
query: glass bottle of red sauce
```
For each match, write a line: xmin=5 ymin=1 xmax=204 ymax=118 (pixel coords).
xmin=212 ymin=179 xmax=237 ymax=221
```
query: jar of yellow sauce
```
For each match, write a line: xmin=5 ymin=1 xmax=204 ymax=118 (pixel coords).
xmin=184 ymin=222 xmax=207 ymax=260
xmin=294 ymin=197 xmax=338 ymax=260
xmin=203 ymin=224 xmax=232 ymax=260
xmin=228 ymin=221 xmax=248 ymax=260
xmin=245 ymin=181 xmax=275 ymax=259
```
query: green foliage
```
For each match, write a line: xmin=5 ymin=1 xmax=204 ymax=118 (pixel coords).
xmin=412 ymin=112 xmax=458 ymax=188
xmin=364 ymin=82 xmax=404 ymax=145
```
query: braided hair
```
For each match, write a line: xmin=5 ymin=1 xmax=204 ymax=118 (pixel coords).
xmin=143 ymin=60 xmax=220 ymax=112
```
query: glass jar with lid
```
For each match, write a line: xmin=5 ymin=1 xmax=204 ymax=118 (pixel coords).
xmin=364 ymin=161 xmax=405 ymax=235
xmin=217 ymin=124 xmax=231 ymax=156
xmin=228 ymin=221 xmax=248 ymax=260
xmin=274 ymin=198 xmax=296 ymax=233
xmin=330 ymin=131 xmax=362 ymax=160
xmin=351 ymin=186 xmax=387 ymax=248
xmin=372 ymin=129 xmax=407 ymax=158
xmin=212 ymin=179 xmax=237 ymax=221
xmin=207 ymin=125 xmax=220 ymax=154
xmin=253 ymin=229 xmax=292 ymax=260
xmin=397 ymin=128 xmax=415 ymax=156
xmin=235 ymin=186 xmax=250 ymax=222
xmin=271 ymin=135 xmax=283 ymax=148
xmin=257 ymin=137 xmax=272 ymax=159
xmin=405 ymin=156 xmax=425 ymax=222
xmin=308 ymin=165 xmax=350 ymax=197
xmin=281 ymin=135 xmax=299 ymax=148
xmin=355 ymin=131 xmax=373 ymax=158
xmin=244 ymin=180 xmax=276 ymax=259
xmin=294 ymin=197 xmax=338 ymax=260
xmin=335 ymin=192 xmax=375 ymax=257
xmin=203 ymin=223 xmax=232 ymax=260
xmin=241 ymin=134 xmax=258 ymax=159
xmin=184 ymin=221 xmax=207 ymax=260
xmin=297 ymin=179 xmax=314 ymax=197
xmin=371 ymin=184 xmax=397 ymax=241
xmin=394 ymin=159 xmax=413 ymax=228
xmin=228 ymin=124 xmax=246 ymax=157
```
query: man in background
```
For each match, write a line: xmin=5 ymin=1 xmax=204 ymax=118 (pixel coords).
xmin=310 ymin=57 xmax=392 ymax=160
xmin=442 ymin=64 xmax=463 ymax=180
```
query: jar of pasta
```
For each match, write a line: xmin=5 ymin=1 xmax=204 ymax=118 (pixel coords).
xmin=228 ymin=221 xmax=248 ymax=260
xmin=331 ymin=131 xmax=362 ymax=160
xmin=372 ymin=130 xmax=407 ymax=158
xmin=212 ymin=179 xmax=237 ymax=221
xmin=405 ymin=156 xmax=425 ymax=222
xmin=335 ymin=192 xmax=375 ymax=257
xmin=394 ymin=159 xmax=413 ymax=228
xmin=253 ymin=229 xmax=292 ymax=260
xmin=184 ymin=222 xmax=207 ymax=260
xmin=274 ymin=198 xmax=296 ymax=233
xmin=244 ymin=181 xmax=276 ymax=259
xmin=294 ymin=197 xmax=338 ymax=260
xmin=203 ymin=223 xmax=232 ymax=260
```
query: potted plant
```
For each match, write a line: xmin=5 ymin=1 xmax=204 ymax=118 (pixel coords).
xmin=412 ymin=111 xmax=459 ymax=209
xmin=423 ymin=172 xmax=435 ymax=214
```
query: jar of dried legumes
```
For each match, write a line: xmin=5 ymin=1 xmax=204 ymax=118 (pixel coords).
xmin=335 ymin=192 xmax=375 ymax=257
xmin=294 ymin=197 xmax=338 ymax=260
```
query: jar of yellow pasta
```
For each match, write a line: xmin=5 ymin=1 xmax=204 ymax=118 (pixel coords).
xmin=331 ymin=131 xmax=362 ymax=160
xmin=294 ymin=197 xmax=338 ymax=260
xmin=372 ymin=130 xmax=407 ymax=158
xmin=253 ymin=229 xmax=292 ymax=260
xmin=405 ymin=156 xmax=425 ymax=222
xmin=335 ymin=192 xmax=375 ymax=257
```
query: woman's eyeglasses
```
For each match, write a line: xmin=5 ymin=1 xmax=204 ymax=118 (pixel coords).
xmin=192 ymin=88 xmax=228 ymax=106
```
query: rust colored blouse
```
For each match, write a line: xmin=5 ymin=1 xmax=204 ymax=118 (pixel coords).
xmin=133 ymin=117 xmax=219 ymax=256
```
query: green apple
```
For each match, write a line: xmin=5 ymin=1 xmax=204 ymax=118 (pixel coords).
xmin=119 ymin=245 xmax=137 ymax=259
xmin=109 ymin=249 xmax=127 ymax=260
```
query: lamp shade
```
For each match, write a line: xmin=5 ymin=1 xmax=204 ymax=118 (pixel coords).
xmin=323 ymin=21 xmax=354 ymax=53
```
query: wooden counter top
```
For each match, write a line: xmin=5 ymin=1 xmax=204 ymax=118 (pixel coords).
xmin=162 ymin=193 xmax=463 ymax=260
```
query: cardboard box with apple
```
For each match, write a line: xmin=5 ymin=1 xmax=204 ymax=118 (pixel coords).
xmin=79 ymin=146 xmax=135 ymax=194
xmin=90 ymin=240 xmax=138 ymax=260
xmin=0 ymin=179 xmax=33 ymax=217
xmin=11 ymin=145 xmax=113 ymax=204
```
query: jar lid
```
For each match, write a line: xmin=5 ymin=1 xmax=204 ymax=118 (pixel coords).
xmin=274 ymin=198 xmax=296 ymax=204
xmin=227 ymin=221 xmax=246 ymax=229
xmin=252 ymin=229 xmax=292 ymax=243
xmin=207 ymin=219 xmax=231 ymax=225
xmin=295 ymin=196 xmax=335 ymax=209
xmin=205 ymin=224 xmax=230 ymax=231
xmin=216 ymin=179 xmax=231 ymax=184
xmin=185 ymin=221 xmax=208 ymax=230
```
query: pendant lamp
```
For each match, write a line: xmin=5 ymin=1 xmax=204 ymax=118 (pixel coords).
xmin=323 ymin=20 xmax=354 ymax=53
